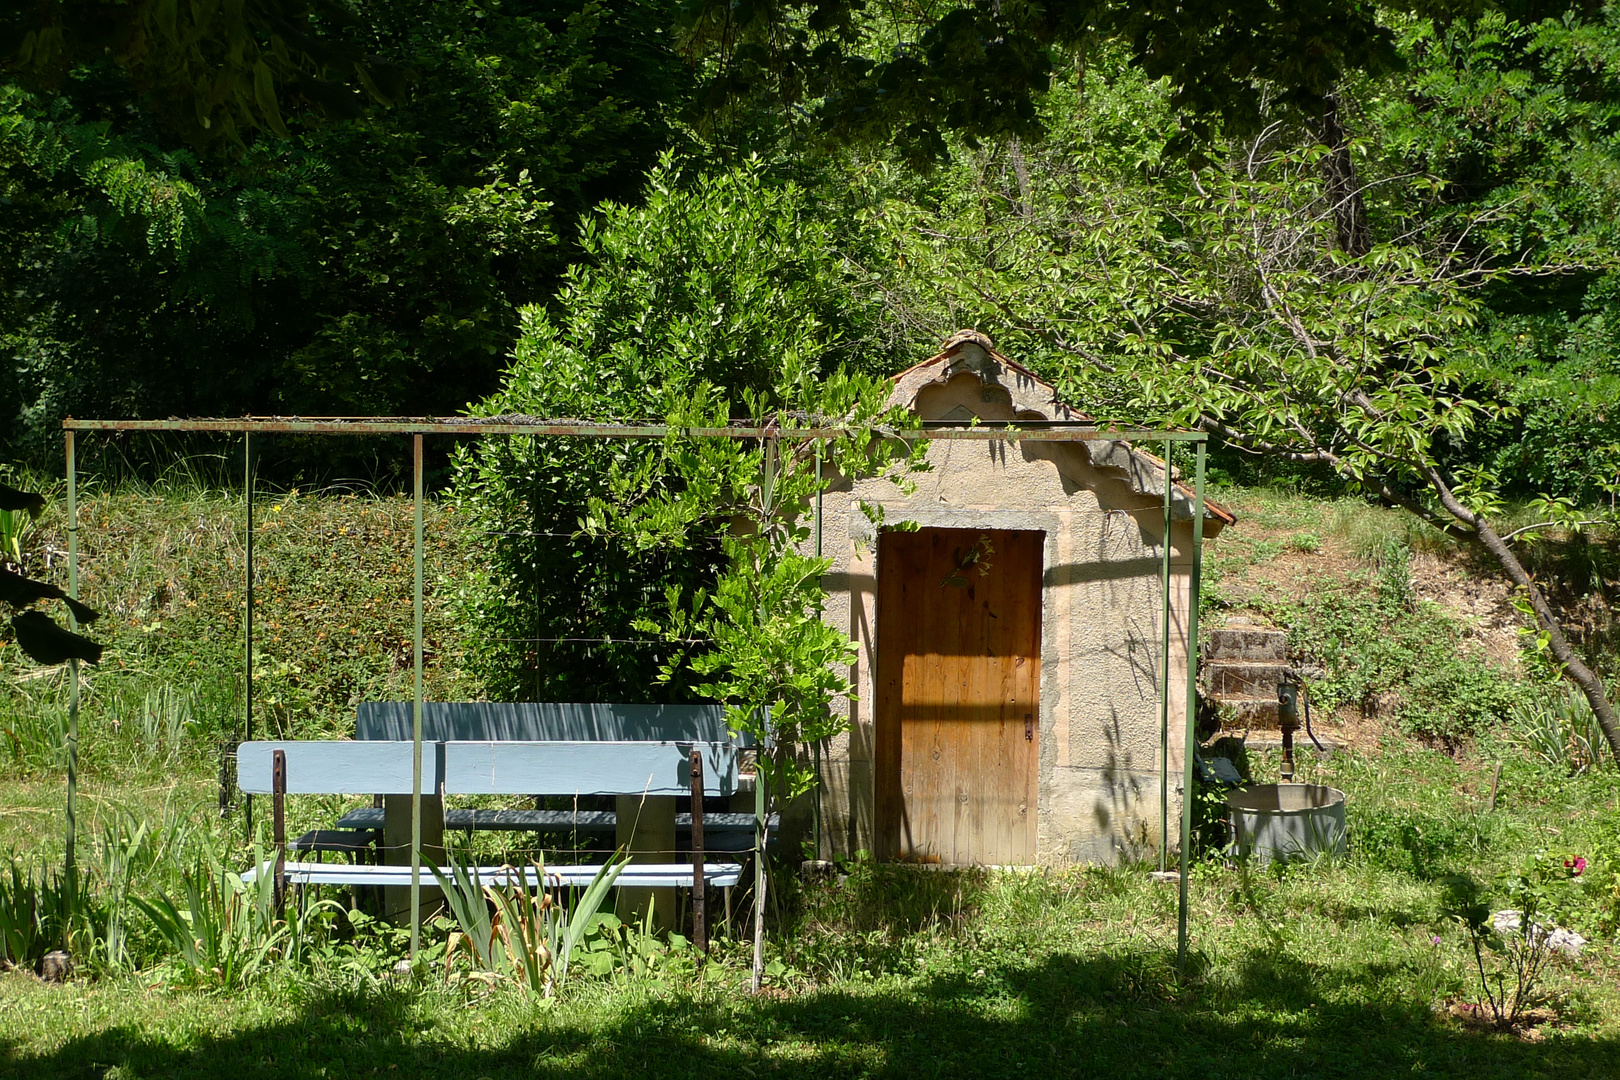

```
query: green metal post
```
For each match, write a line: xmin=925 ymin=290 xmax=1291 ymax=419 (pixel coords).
xmin=812 ymin=442 xmax=823 ymax=859
xmin=1178 ymin=440 xmax=1206 ymax=972
xmin=410 ymin=434 xmax=425 ymax=960
xmin=64 ymin=430 xmax=79 ymax=942
xmin=752 ymin=435 xmax=775 ymax=994
xmin=1159 ymin=439 xmax=1172 ymax=873
xmin=244 ymin=433 xmax=254 ymax=836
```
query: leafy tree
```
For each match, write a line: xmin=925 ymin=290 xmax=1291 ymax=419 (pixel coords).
xmin=0 ymin=477 xmax=101 ymax=665
xmin=1373 ymin=11 xmax=1620 ymax=509
xmin=834 ymin=23 xmax=1620 ymax=757
xmin=455 ymin=157 xmax=924 ymax=987
xmin=2 ymin=0 xmax=408 ymax=147
xmin=1 ymin=0 xmax=689 ymax=466
xmin=675 ymin=0 xmax=1455 ymax=161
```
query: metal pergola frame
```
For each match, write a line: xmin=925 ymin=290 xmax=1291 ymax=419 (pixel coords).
xmin=59 ymin=415 xmax=1207 ymax=967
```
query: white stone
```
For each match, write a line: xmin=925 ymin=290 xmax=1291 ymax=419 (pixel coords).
xmin=1491 ymin=910 xmax=1587 ymax=957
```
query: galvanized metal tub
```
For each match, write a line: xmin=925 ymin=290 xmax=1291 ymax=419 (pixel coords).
xmin=1226 ymin=783 xmax=1347 ymax=865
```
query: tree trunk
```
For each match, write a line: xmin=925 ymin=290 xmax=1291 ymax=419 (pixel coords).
xmin=1425 ymin=470 xmax=1620 ymax=762
xmin=1313 ymin=94 xmax=1371 ymax=258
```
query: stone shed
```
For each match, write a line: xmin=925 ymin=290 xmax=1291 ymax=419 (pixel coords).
xmin=809 ymin=331 xmax=1232 ymax=866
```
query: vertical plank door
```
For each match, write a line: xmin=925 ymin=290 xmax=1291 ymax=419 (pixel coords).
xmin=875 ymin=528 xmax=1042 ymax=864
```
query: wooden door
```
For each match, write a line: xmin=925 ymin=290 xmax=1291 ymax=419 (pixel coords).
xmin=875 ymin=528 xmax=1042 ymax=864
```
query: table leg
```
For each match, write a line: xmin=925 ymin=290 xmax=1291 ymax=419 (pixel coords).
xmin=383 ymin=793 xmax=444 ymax=926
xmin=615 ymin=793 xmax=675 ymax=932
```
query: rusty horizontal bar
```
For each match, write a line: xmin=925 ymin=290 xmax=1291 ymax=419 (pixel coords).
xmin=62 ymin=416 xmax=1207 ymax=441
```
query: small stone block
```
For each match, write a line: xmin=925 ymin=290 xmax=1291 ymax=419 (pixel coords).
xmin=1208 ymin=662 xmax=1291 ymax=697
xmin=38 ymin=950 xmax=72 ymax=983
xmin=1205 ymin=628 xmax=1287 ymax=662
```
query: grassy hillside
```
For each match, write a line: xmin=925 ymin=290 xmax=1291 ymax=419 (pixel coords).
xmin=1204 ymin=487 xmax=1617 ymax=751
xmin=1 ymin=482 xmax=486 ymax=871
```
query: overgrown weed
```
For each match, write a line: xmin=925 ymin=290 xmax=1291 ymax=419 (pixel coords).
xmin=1260 ymin=548 xmax=1524 ymax=745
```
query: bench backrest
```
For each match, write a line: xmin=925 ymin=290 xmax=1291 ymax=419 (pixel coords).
xmin=442 ymin=740 xmax=738 ymax=797
xmin=237 ymin=741 xmax=435 ymax=795
xmin=355 ymin=702 xmax=749 ymax=745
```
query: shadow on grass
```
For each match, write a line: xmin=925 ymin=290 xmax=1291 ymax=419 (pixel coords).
xmin=7 ymin=944 xmax=1615 ymax=1080
xmin=798 ymin=863 xmax=991 ymax=936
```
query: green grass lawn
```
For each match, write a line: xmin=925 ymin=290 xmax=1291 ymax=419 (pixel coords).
xmin=2 ymin=868 xmax=1616 ymax=1080
xmin=4 ymin=737 xmax=1618 ymax=1080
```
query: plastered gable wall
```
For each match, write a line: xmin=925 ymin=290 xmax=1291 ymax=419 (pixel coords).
xmin=807 ymin=354 xmax=1212 ymax=865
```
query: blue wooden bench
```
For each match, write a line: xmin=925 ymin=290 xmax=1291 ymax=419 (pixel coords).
xmin=344 ymin=702 xmax=778 ymax=851
xmin=354 ymin=701 xmax=746 ymax=743
xmin=237 ymin=738 xmax=747 ymax=945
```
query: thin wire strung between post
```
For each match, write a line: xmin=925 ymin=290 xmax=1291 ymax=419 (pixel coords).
xmin=63 ymin=415 xmax=1211 ymax=443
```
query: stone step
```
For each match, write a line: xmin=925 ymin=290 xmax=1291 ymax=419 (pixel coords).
xmin=1206 ymin=661 xmax=1291 ymax=698
xmin=1215 ymin=698 xmax=1282 ymax=727
xmin=1206 ymin=627 xmax=1287 ymax=662
xmin=1229 ymin=734 xmax=1337 ymax=758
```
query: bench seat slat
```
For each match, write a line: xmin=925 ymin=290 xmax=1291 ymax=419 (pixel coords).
xmin=356 ymin=702 xmax=751 ymax=745
xmin=335 ymin=806 xmax=779 ymax=836
xmin=291 ymin=829 xmax=381 ymax=854
xmin=241 ymin=861 xmax=743 ymax=890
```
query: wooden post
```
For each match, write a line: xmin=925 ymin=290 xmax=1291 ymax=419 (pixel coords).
xmin=272 ymin=749 xmax=286 ymax=917
xmin=690 ymin=749 xmax=707 ymax=955
xmin=615 ymin=794 xmax=676 ymax=930
xmin=383 ymin=793 xmax=442 ymax=923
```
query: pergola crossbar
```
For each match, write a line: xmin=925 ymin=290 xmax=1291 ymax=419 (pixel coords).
xmin=64 ymin=416 xmax=1211 ymax=441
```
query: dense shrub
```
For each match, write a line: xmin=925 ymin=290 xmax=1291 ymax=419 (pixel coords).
xmin=453 ymin=159 xmax=906 ymax=701
xmin=1273 ymin=550 xmax=1525 ymax=744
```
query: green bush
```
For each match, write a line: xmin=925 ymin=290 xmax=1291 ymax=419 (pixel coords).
xmin=1401 ymin=659 xmax=1527 ymax=746
xmin=453 ymin=157 xmax=906 ymax=702
xmin=1353 ymin=804 xmax=1484 ymax=879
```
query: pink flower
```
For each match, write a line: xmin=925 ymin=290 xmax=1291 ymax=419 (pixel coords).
xmin=1565 ymin=856 xmax=1587 ymax=876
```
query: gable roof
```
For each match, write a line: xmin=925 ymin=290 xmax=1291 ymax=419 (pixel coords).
xmin=891 ymin=330 xmax=1236 ymax=527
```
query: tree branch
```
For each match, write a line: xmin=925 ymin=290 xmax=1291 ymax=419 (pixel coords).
xmin=1499 ymin=519 xmax=1610 ymax=543
xmin=1422 ymin=466 xmax=1620 ymax=762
